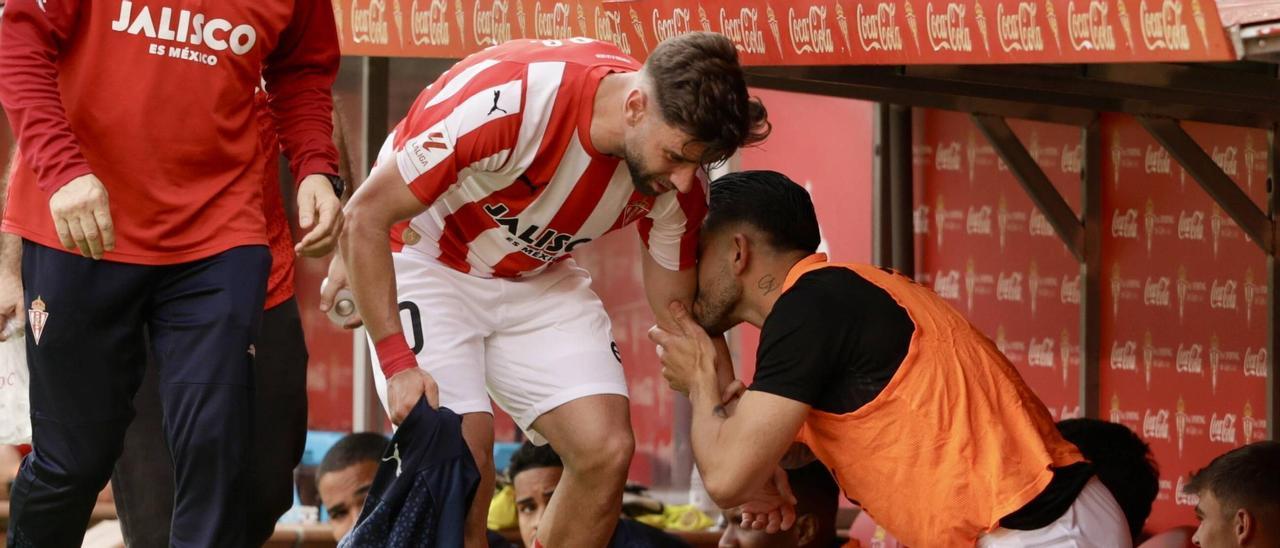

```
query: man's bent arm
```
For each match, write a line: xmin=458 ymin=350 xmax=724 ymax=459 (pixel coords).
xmin=641 ymin=251 xmax=735 ymax=389
xmin=340 ymin=164 xmax=426 ymax=349
xmin=689 ymin=381 xmax=809 ymax=508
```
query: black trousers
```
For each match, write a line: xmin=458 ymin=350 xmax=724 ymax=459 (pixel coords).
xmin=112 ymin=297 xmax=309 ymax=547
xmin=8 ymin=242 xmax=269 ymax=548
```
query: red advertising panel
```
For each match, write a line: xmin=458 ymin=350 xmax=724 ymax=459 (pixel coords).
xmin=333 ymin=0 xmax=1236 ymax=64
xmin=1100 ymin=114 xmax=1270 ymax=532
xmin=733 ymin=89 xmax=875 ymax=382
xmin=913 ymin=109 xmax=1084 ymax=420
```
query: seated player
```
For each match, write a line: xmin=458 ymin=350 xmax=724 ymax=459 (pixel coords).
xmin=316 ymin=432 xmax=389 ymax=542
xmin=1183 ymin=440 xmax=1280 ymax=548
xmin=1057 ymin=418 xmax=1159 ymax=542
xmin=506 ymin=441 xmax=690 ymax=548
xmin=650 ymin=170 xmax=1131 ymax=547
xmin=719 ymin=461 xmax=839 ymax=548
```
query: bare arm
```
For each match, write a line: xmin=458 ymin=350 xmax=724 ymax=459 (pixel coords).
xmin=641 ymin=250 xmax=735 ymax=390
xmin=1 ymin=147 xmax=24 ymax=340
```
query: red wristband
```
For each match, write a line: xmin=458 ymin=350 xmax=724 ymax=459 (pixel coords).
xmin=374 ymin=334 xmax=417 ymax=379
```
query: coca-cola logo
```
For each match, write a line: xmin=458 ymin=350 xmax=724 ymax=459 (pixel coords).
xmin=474 ymin=0 xmax=513 ymax=46
xmin=1028 ymin=337 xmax=1055 ymax=368
xmin=719 ymin=7 xmax=767 ymax=54
xmin=914 ymin=205 xmax=930 ymax=234
xmin=651 ymin=8 xmax=692 ymax=42
xmin=595 ymin=7 xmax=631 ymax=54
xmin=1244 ymin=348 xmax=1268 ymax=377
xmin=933 ymin=270 xmax=961 ymax=299
xmin=1176 ymin=343 xmax=1203 ymax=374
xmin=1061 ymin=274 xmax=1081 ymax=304
xmin=1211 ymin=146 xmax=1239 ymax=177
xmin=1060 ymin=144 xmax=1083 ymax=174
xmin=1210 ymin=279 xmax=1238 ymax=310
xmin=997 ymin=3 xmax=1044 ymax=52
xmin=1067 ymin=0 xmax=1117 ymax=51
xmin=789 ymin=6 xmax=835 ymax=54
xmin=1143 ymin=409 xmax=1171 ymax=440
xmin=534 ymin=1 xmax=572 ymax=39
xmin=926 ymin=2 xmax=973 ymax=52
xmin=412 ymin=0 xmax=452 ymax=45
xmin=352 ymin=0 xmax=392 ymax=45
xmin=996 ymin=271 xmax=1024 ymax=302
xmin=858 ymin=3 xmax=904 ymax=51
xmin=1112 ymin=209 xmax=1139 ymax=239
xmin=1111 ymin=340 xmax=1138 ymax=371
xmin=1175 ymin=476 xmax=1200 ymax=506
xmin=1177 ymin=210 xmax=1204 ymax=241
xmin=1145 ymin=277 xmax=1171 ymax=306
xmin=966 ymin=206 xmax=993 ymax=235
xmin=1209 ymin=413 xmax=1238 ymax=444
xmin=1140 ymin=0 xmax=1191 ymax=51
xmin=1030 ymin=208 xmax=1055 ymax=237
xmin=1145 ymin=145 xmax=1172 ymax=174
xmin=936 ymin=141 xmax=962 ymax=171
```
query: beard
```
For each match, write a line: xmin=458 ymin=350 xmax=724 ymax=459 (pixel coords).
xmin=623 ymin=143 xmax=666 ymax=196
xmin=693 ymin=264 xmax=743 ymax=336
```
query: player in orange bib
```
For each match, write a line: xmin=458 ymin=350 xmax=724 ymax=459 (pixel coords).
xmin=650 ymin=170 xmax=1131 ymax=547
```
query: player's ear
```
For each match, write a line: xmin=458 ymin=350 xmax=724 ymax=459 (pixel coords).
xmin=624 ymin=87 xmax=646 ymax=127
xmin=731 ymin=233 xmax=750 ymax=276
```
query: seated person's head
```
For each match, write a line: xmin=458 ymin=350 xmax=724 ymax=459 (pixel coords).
xmin=1184 ymin=441 xmax=1280 ymax=548
xmin=694 ymin=170 xmax=820 ymax=335
xmin=316 ymin=432 xmax=389 ymax=541
xmin=507 ymin=442 xmax=565 ymax=548
xmin=719 ymin=461 xmax=838 ymax=548
xmin=1057 ymin=418 xmax=1159 ymax=541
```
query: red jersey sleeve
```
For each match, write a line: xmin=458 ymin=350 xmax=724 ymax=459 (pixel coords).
xmin=391 ymin=61 xmax=526 ymax=206
xmin=637 ymin=173 xmax=708 ymax=271
xmin=0 ymin=0 xmax=90 ymax=196
xmin=263 ymin=0 xmax=339 ymax=185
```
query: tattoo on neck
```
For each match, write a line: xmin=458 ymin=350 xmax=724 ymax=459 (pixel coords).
xmin=758 ymin=274 xmax=779 ymax=296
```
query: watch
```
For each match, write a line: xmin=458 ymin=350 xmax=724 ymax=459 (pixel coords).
xmin=323 ymin=173 xmax=346 ymax=198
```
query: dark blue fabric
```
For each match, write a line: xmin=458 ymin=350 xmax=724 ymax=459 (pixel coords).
xmin=609 ymin=520 xmax=691 ymax=548
xmin=9 ymin=242 xmax=269 ymax=548
xmin=342 ymin=399 xmax=481 ymax=548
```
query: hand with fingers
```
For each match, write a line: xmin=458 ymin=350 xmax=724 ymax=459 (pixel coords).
xmin=294 ymin=174 xmax=344 ymax=257
xmin=319 ymin=256 xmax=364 ymax=328
xmin=386 ymin=368 xmax=440 ymax=425
xmin=647 ymin=301 xmax=718 ymax=395
xmin=739 ymin=466 xmax=798 ymax=534
xmin=48 ymin=174 xmax=115 ymax=260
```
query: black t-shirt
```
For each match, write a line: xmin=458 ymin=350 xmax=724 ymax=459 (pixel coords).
xmin=749 ymin=266 xmax=1091 ymax=530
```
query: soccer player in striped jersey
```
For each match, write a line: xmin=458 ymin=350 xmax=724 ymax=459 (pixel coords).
xmin=331 ymin=33 xmax=769 ymax=547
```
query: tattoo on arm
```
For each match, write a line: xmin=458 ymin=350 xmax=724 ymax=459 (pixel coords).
xmin=757 ymin=274 xmax=779 ymax=296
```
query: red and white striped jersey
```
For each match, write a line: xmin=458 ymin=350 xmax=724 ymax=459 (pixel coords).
xmin=378 ymin=38 xmax=706 ymax=279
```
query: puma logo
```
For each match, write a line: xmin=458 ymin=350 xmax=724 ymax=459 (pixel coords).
xmin=488 ymin=90 xmax=508 ymax=116
xmin=382 ymin=443 xmax=403 ymax=477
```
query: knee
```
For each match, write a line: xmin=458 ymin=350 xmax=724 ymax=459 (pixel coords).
xmin=27 ymin=448 xmax=114 ymax=493
xmin=562 ymin=429 xmax=633 ymax=480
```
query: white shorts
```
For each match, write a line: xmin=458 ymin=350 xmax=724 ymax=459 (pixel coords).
xmin=977 ymin=477 xmax=1133 ymax=548
xmin=370 ymin=252 xmax=628 ymax=445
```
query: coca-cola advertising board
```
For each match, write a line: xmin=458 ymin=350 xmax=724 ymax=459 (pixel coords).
xmin=333 ymin=0 xmax=1236 ymax=65
xmin=914 ymin=109 xmax=1084 ymax=419
xmin=1100 ymin=114 xmax=1269 ymax=532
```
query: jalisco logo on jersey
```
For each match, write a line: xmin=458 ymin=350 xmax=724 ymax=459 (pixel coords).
xmin=484 ymin=203 xmax=592 ymax=259
xmin=111 ymin=0 xmax=258 ymax=61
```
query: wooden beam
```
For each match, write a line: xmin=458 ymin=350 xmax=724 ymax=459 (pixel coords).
xmin=1269 ymin=125 xmax=1279 ymax=441
xmin=872 ymin=104 xmax=893 ymax=267
xmin=889 ymin=105 xmax=915 ymax=277
xmin=1081 ymin=119 xmax=1103 ymax=419
xmin=971 ymin=114 xmax=1085 ymax=262
xmin=1138 ymin=117 xmax=1274 ymax=254
xmin=353 ymin=57 xmax=391 ymax=434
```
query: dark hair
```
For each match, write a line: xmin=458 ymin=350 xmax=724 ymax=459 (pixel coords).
xmin=643 ymin=32 xmax=770 ymax=167
xmin=1057 ymin=418 xmax=1159 ymax=540
xmin=1185 ymin=440 xmax=1280 ymax=516
xmin=705 ymin=170 xmax=821 ymax=254
xmin=507 ymin=441 xmax=563 ymax=482
xmin=789 ymin=461 xmax=839 ymax=544
xmin=317 ymin=432 xmax=389 ymax=485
